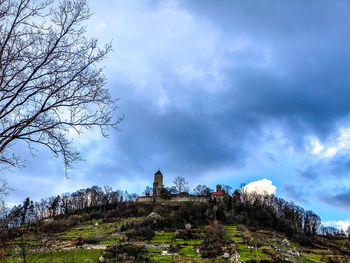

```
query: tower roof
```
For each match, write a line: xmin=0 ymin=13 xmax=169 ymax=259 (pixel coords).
xmin=154 ymin=170 xmax=163 ymax=176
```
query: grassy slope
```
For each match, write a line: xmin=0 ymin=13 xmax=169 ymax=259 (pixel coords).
xmin=3 ymin=249 xmax=103 ymax=263
xmin=3 ymin=217 xmax=350 ymax=262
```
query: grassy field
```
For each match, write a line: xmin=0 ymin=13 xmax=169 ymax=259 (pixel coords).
xmin=150 ymin=232 xmax=175 ymax=243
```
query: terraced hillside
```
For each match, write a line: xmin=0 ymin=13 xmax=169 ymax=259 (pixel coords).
xmin=2 ymin=215 xmax=350 ymax=262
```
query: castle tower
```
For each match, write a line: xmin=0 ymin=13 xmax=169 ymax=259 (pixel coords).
xmin=153 ymin=170 xmax=163 ymax=197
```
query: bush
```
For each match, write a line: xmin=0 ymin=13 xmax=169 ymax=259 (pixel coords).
xmin=72 ymin=237 xmax=85 ymax=246
xmin=66 ymin=215 xmax=81 ymax=227
xmin=175 ymin=229 xmax=194 ymax=240
xmin=39 ymin=220 xmax=68 ymax=234
xmin=84 ymin=237 xmax=101 ymax=244
xmin=103 ymin=244 xmax=149 ymax=263
xmin=125 ymin=226 xmax=154 ymax=241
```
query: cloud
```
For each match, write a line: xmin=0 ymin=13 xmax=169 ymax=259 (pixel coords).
xmin=323 ymin=220 xmax=350 ymax=231
xmin=283 ymin=185 xmax=309 ymax=204
xmin=300 ymin=151 xmax=350 ymax=181
xmin=242 ymin=179 xmax=276 ymax=196
xmin=320 ymin=189 xmax=350 ymax=211
xmin=5 ymin=0 xmax=350 ymax=225
xmin=309 ymin=138 xmax=324 ymax=155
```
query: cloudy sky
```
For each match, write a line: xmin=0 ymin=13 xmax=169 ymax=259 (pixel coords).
xmin=3 ymin=0 xmax=350 ymax=228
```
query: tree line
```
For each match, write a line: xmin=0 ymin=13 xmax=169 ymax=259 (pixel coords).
xmin=1 ymin=176 xmax=348 ymax=254
xmin=0 ymin=185 xmax=138 ymax=230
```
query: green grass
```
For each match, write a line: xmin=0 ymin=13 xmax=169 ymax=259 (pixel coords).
xmin=224 ymin=225 xmax=244 ymax=243
xmin=237 ymin=244 xmax=266 ymax=257
xmin=97 ymin=236 xmax=121 ymax=245
xmin=3 ymin=249 xmax=103 ymax=263
xmin=59 ymin=218 xmax=142 ymax=240
xmin=5 ymin=219 xmax=349 ymax=263
xmin=146 ymin=248 xmax=162 ymax=253
xmin=239 ymin=255 xmax=272 ymax=262
xmin=145 ymin=247 xmax=173 ymax=263
xmin=149 ymin=254 xmax=173 ymax=263
xmin=180 ymin=247 xmax=198 ymax=257
xmin=175 ymin=239 xmax=202 ymax=245
xmin=150 ymin=232 xmax=175 ymax=243
xmin=301 ymin=253 xmax=324 ymax=263
xmin=58 ymin=219 xmax=123 ymax=244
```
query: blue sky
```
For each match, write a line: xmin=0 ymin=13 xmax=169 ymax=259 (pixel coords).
xmin=3 ymin=0 xmax=350 ymax=229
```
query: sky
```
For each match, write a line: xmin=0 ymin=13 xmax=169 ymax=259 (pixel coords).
xmin=3 ymin=0 xmax=350 ymax=229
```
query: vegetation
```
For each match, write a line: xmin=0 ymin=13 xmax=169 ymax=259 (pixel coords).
xmin=1 ymin=184 xmax=350 ymax=262
xmin=2 ymin=249 xmax=103 ymax=263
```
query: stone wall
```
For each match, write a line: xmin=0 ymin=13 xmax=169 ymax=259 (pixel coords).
xmin=136 ymin=195 xmax=209 ymax=203
xmin=136 ymin=196 xmax=155 ymax=202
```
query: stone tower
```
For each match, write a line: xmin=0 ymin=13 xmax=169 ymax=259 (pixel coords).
xmin=153 ymin=170 xmax=163 ymax=197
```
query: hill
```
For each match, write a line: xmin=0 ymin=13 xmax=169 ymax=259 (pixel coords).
xmin=1 ymin=198 xmax=350 ymax=262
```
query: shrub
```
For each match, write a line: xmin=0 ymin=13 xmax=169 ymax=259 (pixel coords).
xmin=103 ymin=244 xmax=149 ymax=262
xmin=72 ymin=237 xmax=85 ymax=246
xmin=84 ymin=237 xmax=101 ymax=244
xmin=125 ymin=226 xmax=154 ymax=241
xmin=175 ymin=229 xmax=195 ymax=240
xmin=39 ymin=220 xmax=68 ymax=234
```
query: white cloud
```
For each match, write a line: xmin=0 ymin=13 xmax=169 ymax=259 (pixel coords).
xmin=325 ymin=147 xmax=337 ymax=158
xmin=309 ymin=137 xmax=324 ymax=154
xmin=307 ymin=127 xmax=350 ymax=159
xmin=242 ymin=179 xmax=277 ymax=196
xmin=323 ymin=219 xmax=350 ymax=231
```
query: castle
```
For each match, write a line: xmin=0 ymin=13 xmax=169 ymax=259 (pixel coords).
xmin=136 ymin=170 xmax=229 ymax=203
xmin=153 ymin=170 xmax=163 ymax=197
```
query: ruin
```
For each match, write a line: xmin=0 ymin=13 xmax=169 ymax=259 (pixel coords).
xmin=136 ymin=170 xmax=230 ymax=203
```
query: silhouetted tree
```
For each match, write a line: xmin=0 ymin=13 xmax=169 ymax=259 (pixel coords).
xmin=222 ymin=185 xmax=232 ymax=195
xmin=48 ymin=195 xmax=60 ymax=218
xmin=0 ymin=0 xmax=121 ymax=172
xmin=173 ymin=176 xmax=189 ymax=193
xmin=193 ymin=185 xmax=212 ymax=196
xmin=9 ymin=198 xmax=35 ymax=263
xmin=143 ymin=186 xmax=153 ymax=196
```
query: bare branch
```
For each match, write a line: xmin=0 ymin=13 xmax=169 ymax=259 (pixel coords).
xmin=0 ymin=0 xmax=120 ymax=173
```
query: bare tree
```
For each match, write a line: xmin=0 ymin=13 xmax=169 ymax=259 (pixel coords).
xmin=173 ymin=176 xmax=189 ymax=193
xmin=222 ymin=185 xmax=232 ymax=195
xmin=193 ymin=184 xmax=212 ymax=196
xmin=346 ymin=225 xmax=350 ymax=240
xmin=0 ymin=178 xmax=10 ymax=196
xmin=0 ymin=0 xmax=121 ymax=172
xmin=0 ymin=178 xmax=11 ymax=221
xmin=143 ymin=186 xmax=153 ymax=196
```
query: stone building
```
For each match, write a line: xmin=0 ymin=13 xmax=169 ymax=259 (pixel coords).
xmin=211 ymin=184 xmax=226 ymax=201
xmin=153 ymin=170 xmax=163 ymax=197
xmin=136 ymin=170 xmax=230 ymax=203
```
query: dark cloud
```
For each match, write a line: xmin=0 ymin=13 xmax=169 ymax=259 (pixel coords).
xmin=65 ymin=0 xmax=350 ymax=184
xmin=6 ymin=0 xmax=350 ymax=222
xmin=320 ymin=189 xmax=350 ymax=211
xmin=299 ymin=153 xmax=350 ymax=180
xmin=283 ymin=185 xmax=309 ymax=204
xmin=179 ymin=0 xmax=350 ymax=139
